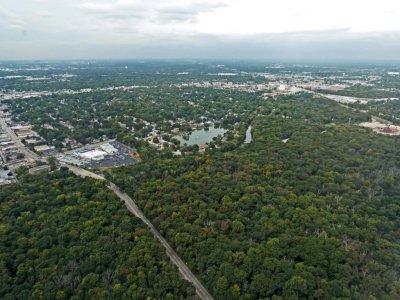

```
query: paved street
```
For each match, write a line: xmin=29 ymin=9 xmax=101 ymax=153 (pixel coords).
xmin=0 ymin=118 xmax=39 ymax=160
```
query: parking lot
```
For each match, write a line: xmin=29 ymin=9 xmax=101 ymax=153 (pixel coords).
xmin=86 ymin=142 xmax=137 ymax=169
xmin=60 ymin=141 xmax=139 ymax=169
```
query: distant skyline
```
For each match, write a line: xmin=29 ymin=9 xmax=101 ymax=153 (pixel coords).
xmin=1 ymin=0 xmax=400 ymax=60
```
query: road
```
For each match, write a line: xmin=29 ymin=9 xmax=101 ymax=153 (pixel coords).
xmin=64 ymin=163 xmax=214 ymax=300
xmin=0 ymin=118 xmax=40 ymax=160
xmin=301 ymin=88 xmax=394 ymax=125
xmin=315 ymin=92 xmax=394 ymax=125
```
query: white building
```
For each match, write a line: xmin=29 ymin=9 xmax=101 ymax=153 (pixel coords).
xmin=100 ymin=143 xmax=118 ymax=155
xmin=34 ymin=145 xmax=55 ymax=152
xmin=78 ymin=150 xmax=107 ymax=161
xmin=278 ymin=84 xmax=287 ymax=91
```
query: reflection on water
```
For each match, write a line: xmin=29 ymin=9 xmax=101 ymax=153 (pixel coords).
xmin=177 ymin=127 xmax=227 ymax=145
xmin=244 ymin=125 xmax=252 ymax=144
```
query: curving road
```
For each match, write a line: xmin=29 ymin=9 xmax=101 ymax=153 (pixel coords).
xmin=64 ymin=163 xmax=214 ymax=300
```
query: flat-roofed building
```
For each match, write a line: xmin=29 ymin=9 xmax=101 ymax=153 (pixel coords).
xmin=29 ymin=164 xmax=50 ymax=175
xmin=78 ymin=150 xmax=107 ymax=161
xmin=11 ymin=125 xmax=32 ymax=131
xmin=100 ymin=143 xmax=118 ymax=155
xmin=34 ymin=145 xmax=55 ymax=152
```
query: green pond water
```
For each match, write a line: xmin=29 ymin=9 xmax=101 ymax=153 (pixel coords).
xmin=177 ymin=127 xmax=227 ymax=145
xmin=244 ymin=125 xmax=253 ymax=143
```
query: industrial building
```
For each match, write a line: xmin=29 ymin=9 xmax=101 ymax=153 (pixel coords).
xmin=60 ymin=140 xmax=138 ymax=169
xmin=77 ymin=149 xmax=107 ymax=161
xmin=100 ymin=143 xmax=118 ymax=155
xmin=34 ymin=145 xmax=55 ymax=153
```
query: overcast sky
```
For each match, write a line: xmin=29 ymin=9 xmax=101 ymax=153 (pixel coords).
xmin=1 ymin=0 xmax=400 ymax=60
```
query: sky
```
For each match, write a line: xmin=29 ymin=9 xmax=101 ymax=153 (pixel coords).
xmin=1 ymin=0 xmax=400 ymax=60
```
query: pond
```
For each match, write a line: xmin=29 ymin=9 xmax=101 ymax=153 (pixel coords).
xmin=244 ymin=125 xmax=253 ymax=144
xmin=177 ymin=127 xmax=227 ymax=145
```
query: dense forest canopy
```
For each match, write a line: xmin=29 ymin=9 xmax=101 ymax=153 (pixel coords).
xmin=0 ymin=169 xmax=195 ymax=299
xmin=1 ymin=61 xmax=400 ymax=299
xmin=109 ymin=95 xmax=400 ymax=299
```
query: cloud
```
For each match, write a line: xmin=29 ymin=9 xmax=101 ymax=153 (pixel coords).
xmin=73 ymin=0 xmax=231 ymax=39
xmin=6 ymin=23 xmax=25 ymax=30
xmin=79 ymin=1 xmax=148 ymax=19
xmin=155 ymin=2 xmax=228 ymax=23
xmin=80 ymin=2 xmax=112 ymax=12
xmin=78 ymin=0 xmax=228 ymax=24
xmin=38 ymin=10 xmax=54 ymax=18
xmin=0 ymin=5 xmax=14 ymax=18
xmin=0 ymin=5 xmax=27 ymax=34
xmin=156 ymin=8 xmax=203 ymax=23
xmin=1 ymin=0 xmax=400 ymax=60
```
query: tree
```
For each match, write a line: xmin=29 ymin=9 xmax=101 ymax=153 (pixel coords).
xmin=47 ymin=156 xmax=58 ymax=171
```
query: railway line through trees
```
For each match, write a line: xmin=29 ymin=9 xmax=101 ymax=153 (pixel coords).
xmin=63 ymin=163 xmax=214 ymax=300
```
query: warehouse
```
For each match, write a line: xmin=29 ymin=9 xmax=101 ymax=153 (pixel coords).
xmin=100 ymin=143 xmax=118 ymax=155
xmin=77 ymin=149 xmax=107 ymax=161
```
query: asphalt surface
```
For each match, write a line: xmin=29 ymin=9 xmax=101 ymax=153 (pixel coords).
xmin=85 ymin=142 xmax=137 ymax=169
xmin=64 ymin=163 xmax=214 ymax=300
xmin=0 ymin=118 xmax=39 ymax=160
